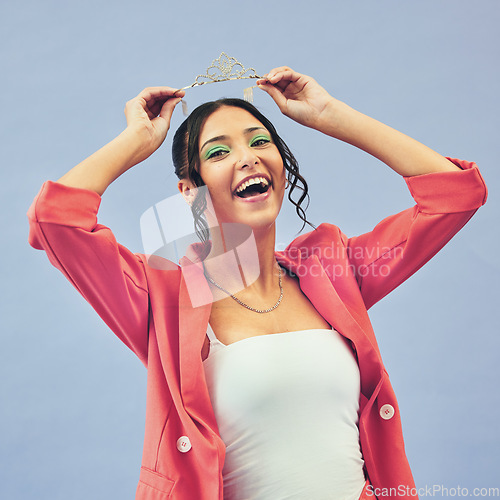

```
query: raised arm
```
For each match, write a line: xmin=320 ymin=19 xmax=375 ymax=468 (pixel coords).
xmin=57 ymin=87 xmax=184 ymax=194
xmin=257 ymin=67 xmax=458 ymax=176
xmin=28 ymin=87 xmax=184 ymax=365
xmin=260 ymin=67 xmax=487 ymax=309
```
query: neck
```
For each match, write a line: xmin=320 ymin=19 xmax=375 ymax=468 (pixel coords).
xmin=203 ymin=223 xmax=279 ymax=295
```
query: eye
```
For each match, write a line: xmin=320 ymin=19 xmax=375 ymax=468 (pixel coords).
xmin=250 ymin=135 xmax=271 ymax=147
xmin=205 ymin=146 xmax=230 ymax=160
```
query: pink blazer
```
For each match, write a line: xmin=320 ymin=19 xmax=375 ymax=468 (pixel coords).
xmin=27 ymin=158 xmax=487 ymax=499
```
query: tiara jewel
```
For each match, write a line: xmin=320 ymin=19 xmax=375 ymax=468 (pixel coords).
xmin=177 ymin=52 xmax=264 ymax=114
xmin=180 ymin=52 xmax=263 ymax=90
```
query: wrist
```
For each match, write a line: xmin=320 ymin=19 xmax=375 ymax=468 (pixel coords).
xmin=313 ymin=98 xmax=356 ymax=138
xmin=118 ymin=126 xmax=157 ymax=168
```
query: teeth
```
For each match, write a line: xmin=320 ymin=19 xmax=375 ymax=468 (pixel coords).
xmin=235 ymin=177 xmax=269 ymax=194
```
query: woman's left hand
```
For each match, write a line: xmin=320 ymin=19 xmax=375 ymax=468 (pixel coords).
xmin=257 ymin=67 xmax=335 ymax=130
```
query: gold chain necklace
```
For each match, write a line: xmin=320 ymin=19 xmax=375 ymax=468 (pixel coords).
xmin=204 ymin=266 xmax=283 ymax=314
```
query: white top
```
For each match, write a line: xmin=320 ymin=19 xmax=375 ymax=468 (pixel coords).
xmin=203 ymin=324 xmax=366 ymax=500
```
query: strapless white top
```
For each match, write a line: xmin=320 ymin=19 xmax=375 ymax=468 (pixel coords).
xmin=203 ymin=324 xmax=366 ymax=500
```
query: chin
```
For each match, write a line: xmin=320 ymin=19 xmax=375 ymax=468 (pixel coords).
xmin=237 ymin=208 xmax=281 ymax=232
xmin=207 ymin=187 xmax=284 ymax=232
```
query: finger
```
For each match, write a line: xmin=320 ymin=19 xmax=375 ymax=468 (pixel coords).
xmin=127 ymin=87 xmax=183 ymax=111
xmin=257 ymin=77 xmax=292 ymax=95
xmin=264 ymin=66 xmax=293 ymax=79
xmin=257 ymin=82 xmax=288 ymax=114
xmin=158 ymin=97 xmax=183 ymax=121
xmin=138 ymin=87 xmax=185 ymax=116
xmin=265 ymin=69 xmax=301 ymax=86
xmin=153 ymin=92 xmax=188 ymax=117
xmin=138 ymin=86 xmax=185 ymax=101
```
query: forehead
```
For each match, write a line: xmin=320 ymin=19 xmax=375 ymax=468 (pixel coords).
xmin=199 ymin=106 xmax=267 ymax=141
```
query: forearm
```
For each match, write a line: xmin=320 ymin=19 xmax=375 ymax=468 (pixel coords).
xmin=56 ymin=127 xmax=152 ymax=195
xmin=317 ymin=99 xmax=461 ymax=176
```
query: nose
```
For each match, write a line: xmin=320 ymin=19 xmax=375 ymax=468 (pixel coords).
xmin=235 ymin=145 xmax=259 ymax=169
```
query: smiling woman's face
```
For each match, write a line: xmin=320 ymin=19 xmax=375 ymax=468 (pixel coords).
xmin=194 ymin=105 xmax=286 ymax=232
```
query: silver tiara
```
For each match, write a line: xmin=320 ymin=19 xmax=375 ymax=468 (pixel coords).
xmin=177 ymin=52 xmax=263 ymax=113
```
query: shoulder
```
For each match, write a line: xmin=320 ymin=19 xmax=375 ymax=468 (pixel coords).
xmin=278 ymin=223 xmax=347 ymax=261
xmin=141 ymin=254 xmax=182 ymax=281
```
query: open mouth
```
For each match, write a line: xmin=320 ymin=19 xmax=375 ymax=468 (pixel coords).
xmin=234 ymin=177 xmax=271 ymax=198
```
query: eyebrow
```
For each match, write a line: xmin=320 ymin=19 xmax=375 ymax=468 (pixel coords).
xmin=200 ymin=127 xmax=268 ymax=152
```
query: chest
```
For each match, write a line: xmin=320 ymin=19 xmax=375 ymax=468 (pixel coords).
xmin=201 ymin=271 xmax=331 ymax=360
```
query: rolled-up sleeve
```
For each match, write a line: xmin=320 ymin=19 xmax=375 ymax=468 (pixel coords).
xmin=27 ymin=181 xmax=149 ymax=366
xmin=344 ymin=157 xmax=488 ymax=309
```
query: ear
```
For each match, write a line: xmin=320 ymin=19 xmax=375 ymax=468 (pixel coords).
xmin=178 ymin=179 xmax=197 ymax=206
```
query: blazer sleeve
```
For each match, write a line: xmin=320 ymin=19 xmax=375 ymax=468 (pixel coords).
xmin=343 ymin=157 xmax=488 ymax=310
xmin=27 ymin=181 xmax=149 ymax=366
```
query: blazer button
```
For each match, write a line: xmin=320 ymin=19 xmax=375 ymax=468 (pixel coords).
xmin=379 ymin=404 xmax=395 ymax=420
xmin=176 ymin=436 xmax=192 ymax=453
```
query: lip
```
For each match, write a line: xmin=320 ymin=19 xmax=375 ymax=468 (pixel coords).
xmin=233 ymin=173 xmax=272 ymax=195
xmin=234 ymin=186 xmax=272 ymax=203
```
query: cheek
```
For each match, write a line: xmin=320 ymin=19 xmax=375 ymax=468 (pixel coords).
xmin=271 ymin=150 xmax=285 ymax=173
xmin=275 ymin=161 xmax=286 ymax=185
xmin=201 ymin=171 xmax=234 ymax=204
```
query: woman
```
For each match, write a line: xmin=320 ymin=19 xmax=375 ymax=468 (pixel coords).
xmin=27 ymin=67 xmax=487 ymax=499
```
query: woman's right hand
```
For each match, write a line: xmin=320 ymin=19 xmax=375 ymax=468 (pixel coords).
xmin=124 ymin=87 xmax=185 ymax=162
xmin=56 ymin=87 xmax=185 ymax=195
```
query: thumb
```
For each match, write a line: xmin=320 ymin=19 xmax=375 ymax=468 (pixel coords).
xmin=257 ymin=83 xmax=288 ymax=114
xmin=159 ymin=97 xmax=182 ymax=121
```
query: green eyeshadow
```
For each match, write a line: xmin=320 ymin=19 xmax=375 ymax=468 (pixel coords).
xmin=250 ymin=134 xmax=271 ymax=145
xmin=204 ymin=145 xmax=230 ymax=160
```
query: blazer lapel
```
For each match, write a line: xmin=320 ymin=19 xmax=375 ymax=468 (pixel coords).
xmin=177 ymin=256 xmax=219 ymax=432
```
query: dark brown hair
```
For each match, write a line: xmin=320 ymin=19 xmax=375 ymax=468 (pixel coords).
xmin=172 ymin=98 xmax=315 ymax=242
